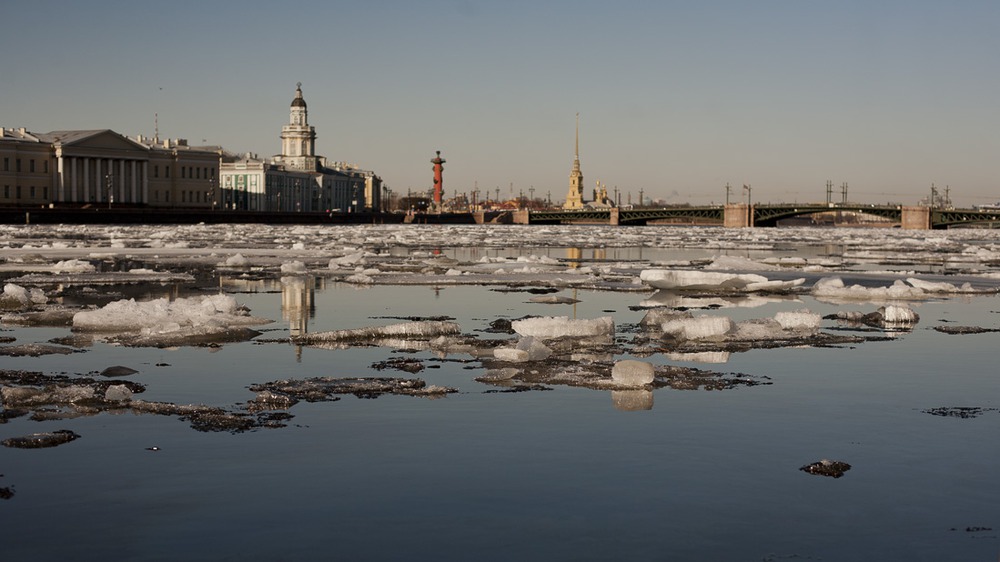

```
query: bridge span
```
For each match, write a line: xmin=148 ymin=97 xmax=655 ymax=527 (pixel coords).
xmin=517 ymin=204 xmax=1000 ymax=229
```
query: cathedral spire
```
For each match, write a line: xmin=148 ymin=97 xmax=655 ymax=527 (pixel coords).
xmin=573 ymin=112 xmax=580 ymax=172
xmin=563 ymin=113 xmax=585 ymax=210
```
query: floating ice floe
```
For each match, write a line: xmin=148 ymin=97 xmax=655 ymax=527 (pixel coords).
xmin=493 ymin=336 xmax=553 ymax=362
xmin=9 ymin=270 xmax=195 ymax=286
xmin=662 ymin=315 xmax=733 ymax=340
xmin=222 ymin=253 xmax=250 ymax=267
xmin=280 ymin=261 xmax=308 ymax=274
xmin=825 ymin=304 xmax=920 ymax=329
xmin=292 ymin=320 xmax=461 ymax=345
xmin=611 ymin=360 xmax=655 ymax=387
xmin=528 ymin=295 xmax=580 ymax=304
xmin=704 ymin=255 xmax=780 ymax=271
xmin=52 ymin=259 xmax=97 ymax=274
xmin=812 ymin=276 xmax=985 ymax=303
xmin=511 ymin=316 xmax=614 ymax=340
xmin=71 ymin=294 xmax=271 ymax=346
xmin=1 ymin=283 xmax=47 ymax=310
xmin=640 ymin=269 xmax=805 ymax=292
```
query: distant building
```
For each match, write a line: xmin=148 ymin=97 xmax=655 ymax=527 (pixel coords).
xmin=563 ymin=115 xmax=585 ymax=210
xmin=0 ymin=126 xmax=218 ymax=208
xmin=3 ymin=83 xmax=381 ymax=212
xmin=220 ymin=83 xmax=382 ymax=213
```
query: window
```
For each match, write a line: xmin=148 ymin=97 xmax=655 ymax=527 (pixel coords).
xmin=3 ymin=185 xmax=8 ymax=198
xmin=181 ymin=167 xmax=186 ymax=179
xmin=16 ymin=159 xmax=21 ymax=172
xmin=3 ymin=158 xmax=7 ymax=171
xmin=30 ymin=186 xmax=35 ymax=198
xmin=43 ymin=187 xmax=48 ymax=199
xmin=154 ymin=165 xmax=159 ymax=178
xmin=44 ymin=161 xmax=48 ymax=173
xmin=166 ymin=167 xmax=170 ymax=178
xmin=16 ymin=185 xmax=21 ymax=199
xmin=165 ymin=191 xmax=170 ymax=202
xmin=30 ymin=160 xmax=35 ymax=173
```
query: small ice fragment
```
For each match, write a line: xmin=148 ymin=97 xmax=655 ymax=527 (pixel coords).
xmin=494 ymin=347 xmax=530 ymax=362
xmin=104 ymin=384 xmax=133 ymax=402
xmin=516 ymin=336 xmax=553 ymax=361
xmin=774 ymin=309 xmax=821 ymax=331
xmin=224 ymin=253 xmax=249 ymax=266
xmin=661 ymin=315 xmax=733 ymax=340
xmin=281 ymin=261 xmax=307 ymax=274
xmin=611 ymin=360 xmax=655 ymax=386
xmin=52 ymin=259 xmax=96 ymax=273
xmin=879 ymin=304 xmax=919 ymax=325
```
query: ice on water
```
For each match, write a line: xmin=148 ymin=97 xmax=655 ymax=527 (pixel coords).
xmin=72 ymin=294 xmax=270 ymax=334
xmin=512 ymin=316 xmax=615 ymax=340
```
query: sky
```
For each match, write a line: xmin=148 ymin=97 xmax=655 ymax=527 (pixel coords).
xmin=3 ymin=1 xmax=999 ymax=207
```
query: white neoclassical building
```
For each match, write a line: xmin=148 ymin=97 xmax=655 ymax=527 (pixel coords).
xmin=220 ymin=83 xmax=382 ymax=213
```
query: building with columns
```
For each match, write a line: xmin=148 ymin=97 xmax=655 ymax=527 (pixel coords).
xmin=3 ymin=83 xmax=381 ymax=213
xmin=1 ymin=126 xmax=219 ymax=208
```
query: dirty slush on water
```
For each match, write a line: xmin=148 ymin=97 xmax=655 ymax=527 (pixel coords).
xmin=1 ymin=223 xmax=998 ymax=561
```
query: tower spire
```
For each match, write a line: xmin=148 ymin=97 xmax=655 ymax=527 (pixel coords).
xmin=574 ymin=113 xmax=580 ymax=165
xmin=563 ymin=113 xmax=585 ymax=210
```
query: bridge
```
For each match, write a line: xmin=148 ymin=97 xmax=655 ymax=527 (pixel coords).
xmin=517 ymin=203 xmax=1000 ymax=229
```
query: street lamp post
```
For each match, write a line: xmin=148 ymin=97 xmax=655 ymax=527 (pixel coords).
xmin=106 ymin=174 xmax=113 ymax=209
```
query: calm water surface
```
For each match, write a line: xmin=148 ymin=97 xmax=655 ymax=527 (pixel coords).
xmin=2 ymin=244 xmax=998 ymax=561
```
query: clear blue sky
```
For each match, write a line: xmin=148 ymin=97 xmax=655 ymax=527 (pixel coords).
xmin=3 ymin=1 xmax=998 ymax=206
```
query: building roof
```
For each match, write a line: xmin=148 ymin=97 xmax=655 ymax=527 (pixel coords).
xmin=34 ymin=129 xmax=110 ymax=145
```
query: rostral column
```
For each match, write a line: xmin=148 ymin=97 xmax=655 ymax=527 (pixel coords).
xmin=431 ymin=150 xmax=446 ymax=210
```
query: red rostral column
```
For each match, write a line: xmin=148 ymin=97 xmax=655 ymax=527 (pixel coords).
xmin=431 ymin=150 xmax=445 ymax=208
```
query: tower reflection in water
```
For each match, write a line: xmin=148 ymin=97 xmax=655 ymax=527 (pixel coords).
xmin=219 ymin=274 xmax=321 ymax=362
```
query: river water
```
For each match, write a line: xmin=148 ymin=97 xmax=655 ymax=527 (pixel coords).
xmin=1 ymin=224 xmax=998 ymax=561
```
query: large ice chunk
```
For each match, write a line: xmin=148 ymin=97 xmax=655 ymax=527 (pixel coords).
xmin=72 ymin=294 xmax=269 ymax=333
xmin=511 ymin=316 xmax=614 ymax=340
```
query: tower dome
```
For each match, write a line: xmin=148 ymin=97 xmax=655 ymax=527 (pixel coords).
xmin=291 ymin=82 xmax=307 ymax=108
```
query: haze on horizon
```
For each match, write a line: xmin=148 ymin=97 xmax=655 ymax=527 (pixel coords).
xmin=3 ymin=1 xmax=998 ymax=208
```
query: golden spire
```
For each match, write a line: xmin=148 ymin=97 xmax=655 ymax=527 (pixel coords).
xmin=573 ymin=113 xmax=581 ymax=173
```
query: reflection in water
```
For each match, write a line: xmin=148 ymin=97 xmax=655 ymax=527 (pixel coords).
xmin=639 ymin=290 xmax=800 ymax=310
xmin=611 ymin=389 xmax=654 ymax=411
xmin=281 ymin=276 xmax=319 ymax=339
xmin=565 ymin=247 xmax=608 ymax=269
xmin=665 ymin=351 xmax=731 ymax=364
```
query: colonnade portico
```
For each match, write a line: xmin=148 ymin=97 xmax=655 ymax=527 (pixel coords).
xmin=55 ymin=152 xmax=149 ymax=205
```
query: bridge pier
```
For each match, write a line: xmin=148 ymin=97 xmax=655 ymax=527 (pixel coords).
xmin=724 ymin=204 xmax=752 ymax=228
xmin=901 ymin=206 xmax=930 ymax=229
xmin=609 ymin=207 xmax=619 ymax=226
xmin=513 ymin=209 xmax=530 ymax=225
